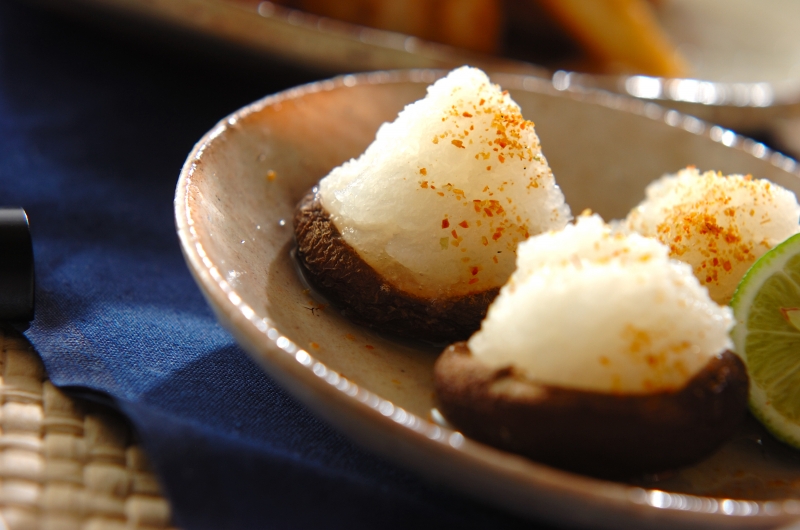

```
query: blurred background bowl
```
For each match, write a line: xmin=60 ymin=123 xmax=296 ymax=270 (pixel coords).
xmin=18 ymin=0 xmax=800 ymax=146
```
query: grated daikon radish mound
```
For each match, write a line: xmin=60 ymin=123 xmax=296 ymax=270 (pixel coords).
xmin=624 ymin=167 xmax=800 ymax=305
xmin=468 ymin=214 xmax=734 ymax=394
xmin=318 ymin=66 xmax=571 ymax=299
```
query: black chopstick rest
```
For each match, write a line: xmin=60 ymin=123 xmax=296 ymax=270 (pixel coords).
xmin=0 ymin=208 xmax=34 ymax=324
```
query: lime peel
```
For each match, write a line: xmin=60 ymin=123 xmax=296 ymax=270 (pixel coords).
xmin=731 ymin=232 xmax=800 ymax=448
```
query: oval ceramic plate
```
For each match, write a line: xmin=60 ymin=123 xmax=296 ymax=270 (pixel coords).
xmin=176 ymin=70 xmax=800 ymax=529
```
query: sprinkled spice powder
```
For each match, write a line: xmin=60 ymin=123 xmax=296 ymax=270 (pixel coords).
xmin=625 ymin=167 xmax=800 ymax=304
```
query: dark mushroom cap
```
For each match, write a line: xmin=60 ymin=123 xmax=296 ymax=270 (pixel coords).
xmin=434 ymin=342 xmax=749 ymax=477
xmin=294 ymin=189 xmax=499 ymax=343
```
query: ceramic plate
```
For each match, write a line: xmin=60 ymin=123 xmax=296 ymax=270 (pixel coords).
xmin=175 ymin=70 xmax=800 ymax=529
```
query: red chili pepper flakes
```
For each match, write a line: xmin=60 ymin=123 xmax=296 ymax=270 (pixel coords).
xmin=492 ymin=256 xmax=498 ymax=264
xmin=365 ymin=345 xmax=375 ymax=350
xmin=498 ymin=154 xmax=505 ymax=163
xmin=470 ymin=266 xmax=479 ymax=276
xmin=484 ymin=208 xmax=493 ymax=217
xmin=459 ymin=220 xmax=469 ymax=228
xmin=468 ymin=278 xmax=479 ymax=284
xmin=442 ymin=219 xmax=450 ymax=229
xmin=479 ymin=98 xmax=486 ymax=106
xmin=462 ymin=111 xmax=473 ymax=117
xmin=345 ymin=333 xmax=355 ymax=340
xmin=310 ymin=342 xmax=320 ymax=349
xmin=451 ymin=230 xmax=458 ymax=239
xmin=481 ymin=236 xmax=489 ymax=246
xmin=451 ymin=139 xmax=465 ymax=149
xmin=486 ymin=166 xmax=492 ymax=171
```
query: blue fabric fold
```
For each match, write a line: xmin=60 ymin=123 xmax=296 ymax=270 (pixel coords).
xmin=1 ymin=2 xmax=559 ymax=528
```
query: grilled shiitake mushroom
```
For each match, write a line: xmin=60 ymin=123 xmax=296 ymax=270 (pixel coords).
xmin=294 ymin=67 xmax=570 ymax=342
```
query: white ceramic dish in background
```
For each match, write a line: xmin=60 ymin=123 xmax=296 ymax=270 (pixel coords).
xmin=579 ymin=0 xmax=800 ymax=130
xmin=175 ymin=70 xmax=800 ymax=530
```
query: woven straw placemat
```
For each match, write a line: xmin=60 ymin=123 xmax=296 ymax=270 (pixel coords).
xmin=0 ymin=326 xmax=177 ymax=530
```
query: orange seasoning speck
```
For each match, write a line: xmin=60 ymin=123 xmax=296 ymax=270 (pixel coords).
xmin=459 ymin=220 xmax=469 ymax=228
xmin=365 ymin=345 xmax=375 ymax=350
xmin=420 ymin=180 xmax=429 ymax=188
xmin=468 ymin=278 xmax=479 ymax=284
xmin=451 ymin=139 xmax=465 ymax=149
xmin=420 ymin=168 xmax=427 ymax=176
xmin=462 ymin=112 xmax=473 ymax=118
xmin=310 ymin=342 xmax=319 ymax=349
xmin=451 ymin=230 xmax=458 ymax=239
xmin=266 ymin=170 xmax=277 ymax=181
xmin=345 ymin=334 xmax=355 ymax=340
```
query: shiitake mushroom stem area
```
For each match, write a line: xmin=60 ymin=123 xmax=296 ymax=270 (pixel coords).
xmin=434 ymin=342 xmax=750 ymax=478
xmin=293 ymin=189 xmax=499 ymax=343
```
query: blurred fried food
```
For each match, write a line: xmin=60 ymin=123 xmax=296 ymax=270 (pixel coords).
xmin=535 ymin=0 xmax=688 ymax=76
xmin=275 ymin=0 xmax=502 ymax=54
xmin=272 ymin=0 xmax=688 ymax=76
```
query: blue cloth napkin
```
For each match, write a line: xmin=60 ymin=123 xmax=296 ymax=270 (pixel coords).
xmin=1 ymin=2 xmax=563 ymax=529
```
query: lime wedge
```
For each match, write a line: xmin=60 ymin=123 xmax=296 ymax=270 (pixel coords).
xmin=731 ymin=232 xmax=800 ymax=448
